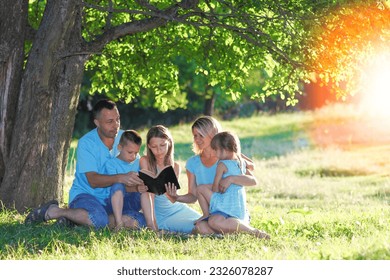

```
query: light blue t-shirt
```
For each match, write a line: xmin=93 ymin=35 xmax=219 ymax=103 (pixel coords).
xmin=104 ymin=155 xmax=140 ymax=175
xmin=185 ymin=155 xmax=217 ymax=185
xmin=69 ymin=128 xmax=124 ymax=205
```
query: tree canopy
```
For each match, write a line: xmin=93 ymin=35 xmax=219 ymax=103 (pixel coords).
xmin=89 ymin=0 xmax=390 ymax=108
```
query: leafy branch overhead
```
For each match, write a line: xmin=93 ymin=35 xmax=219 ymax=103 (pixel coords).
xmin=26 ymin=0 xmax=390 ymax=109
xmin=29 ymin=0 xmax=379 ymax=110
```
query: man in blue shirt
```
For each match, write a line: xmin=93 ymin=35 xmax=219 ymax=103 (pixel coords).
xmin=25 ymin=99 xmax=146 ymax=229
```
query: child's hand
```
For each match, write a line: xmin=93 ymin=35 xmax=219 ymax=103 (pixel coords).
xmin=165 ymin=182 xmax=179 ymax=202
xmin=241 ymin=153 xmax=255 ymax=171
xmin=219 ymin=176 xmax=232 ymax=193
xmin=245 ymin=161 xmax=255 ymax=171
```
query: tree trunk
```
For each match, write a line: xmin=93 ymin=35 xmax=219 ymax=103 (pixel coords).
xmin=203 ymin=85 xmax=215 ymax=116
xmin=0 ymin=0 xmax=87 ymax=212
xmin=0 ymin=0 xmax=184 ymax=212
xmin=0 ymin=0 xmax=28 ymax=189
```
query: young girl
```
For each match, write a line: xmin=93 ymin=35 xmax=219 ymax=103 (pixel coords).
xmin=139 ymin=125 xmax=201 ymax=234
xmin=104 ymin=130 xmax=157 ymax=231
xmin=196 ymin=131 xmax=270 ymax=239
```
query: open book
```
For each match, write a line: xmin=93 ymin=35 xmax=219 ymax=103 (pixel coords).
xmin=138 ymin=165 xmax=180 ymax=195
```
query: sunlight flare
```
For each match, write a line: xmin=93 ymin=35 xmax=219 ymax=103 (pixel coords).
xmin=359 ymin=52 xmax=390 ymax=118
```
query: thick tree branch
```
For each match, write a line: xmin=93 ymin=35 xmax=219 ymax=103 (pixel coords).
xmin=84 ymin=3 xmax=181 ymax=52
xmin=81 ymin=0 xmax=309 ymax=70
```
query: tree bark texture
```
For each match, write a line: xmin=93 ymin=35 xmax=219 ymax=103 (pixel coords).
xmin=0 ymin=0 xmax=193 ymax=212
xmin=0 ymin=0 xmax=28 ymax=189
xmin=0 ymin=0 xmax=88 ymax=211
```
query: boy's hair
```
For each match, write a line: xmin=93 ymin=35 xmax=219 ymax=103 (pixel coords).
xmin=191 ymin=116 xmax=222 ymax=154
xmin=92 ymin=99 xmax=117 ymax=119
xmin=120 ymin=130 xmax=142 ymax=146
xmin=211 ymin=131 xmax=241 ymax=155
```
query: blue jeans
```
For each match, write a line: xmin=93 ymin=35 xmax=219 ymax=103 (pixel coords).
xmin=104 ymin=183 xmax=146 ymax=227
xmin=69 ymin=185 xmax=146 ymax=229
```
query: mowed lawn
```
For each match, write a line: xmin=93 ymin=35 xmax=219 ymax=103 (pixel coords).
xmin=1 ymin=104 xmax=389 ymax=260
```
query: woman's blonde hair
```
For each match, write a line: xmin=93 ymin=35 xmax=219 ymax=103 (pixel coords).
xmin=191 ymin=116 xmax=222 ymax=154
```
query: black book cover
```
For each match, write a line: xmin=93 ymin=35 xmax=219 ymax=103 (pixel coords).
xmin=138 ymin=165 xmax=181 ymax=195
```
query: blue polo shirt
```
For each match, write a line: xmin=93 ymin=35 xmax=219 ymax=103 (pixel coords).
xmin=69 ymin=128 xmax=123 ymax=205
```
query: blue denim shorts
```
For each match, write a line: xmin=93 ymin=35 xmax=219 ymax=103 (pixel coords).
xmin=210 ymin=211 xmax=251 ymax=224
xmin=210 ymin=211 xmax=231 ymax=219
xmin=69 ymin=187 xmax=146 ymax=229
xmin=69 ymin=193 xmax=110 ymax=229
xmin=105 ymin=183 xmax=146 ymax=227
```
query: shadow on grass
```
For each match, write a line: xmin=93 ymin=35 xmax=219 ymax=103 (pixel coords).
xmin=348 ymin=248 xmax=390 ymax=260
xmin=0 ymin=222 xmax=95 ymax=258
xmin=239 ymin=132 xmax=310 ymax=159
xmin=295 ymin=167 xmax=373 ymax=178
xmin=174 ymin=131 xmax=310 ymax=161
xmin=0 ymin=221 xmax=210 ymax=259
xmin=367 ymin=188 xmax=390 ymax=202
xmin=272 ymin=192 xmax=324 ymax=200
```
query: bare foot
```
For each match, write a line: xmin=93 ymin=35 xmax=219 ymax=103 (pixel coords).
xmin=114 ymin=222 xmax=125 ymax=232
xmin=254 ymin=229 xmax=271 ymax=240
xmin=146 ymin=224 xmax=159 ymax=232
xmin=122 ymin=216 xmax=139 ymax=229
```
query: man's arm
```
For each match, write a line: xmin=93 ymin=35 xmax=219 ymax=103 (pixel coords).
xmin=241 ymin=153 xmax=255 ymax=171
xmin=86 ymin=171 xmax=144 ymax=189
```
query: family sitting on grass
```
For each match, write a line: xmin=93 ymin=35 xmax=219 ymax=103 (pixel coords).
xmin=25 ymin=99 xmax=270 ymax=240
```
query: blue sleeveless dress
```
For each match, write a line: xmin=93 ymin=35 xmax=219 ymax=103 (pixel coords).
xmin=154 ymin=195 xmax=201 ymax=233
xmin=209 ymin=159 xmax=249 ymax=223
xmin=153 ymin=165 xmax=201 ymax=233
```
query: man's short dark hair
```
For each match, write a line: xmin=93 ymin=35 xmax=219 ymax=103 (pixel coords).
xmin=92 ymin=99 xmax=117 ymax=119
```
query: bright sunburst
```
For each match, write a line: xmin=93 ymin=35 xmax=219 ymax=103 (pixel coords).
xmin=359 ymin=52 xmax=390 ymax=117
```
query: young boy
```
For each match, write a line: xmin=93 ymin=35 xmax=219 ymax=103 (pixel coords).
xmin=104 ymin=130 xmax=157 ymax=231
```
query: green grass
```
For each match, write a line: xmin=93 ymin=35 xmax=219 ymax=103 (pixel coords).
xmin=1 ymin=104 xmax=389 ymax=260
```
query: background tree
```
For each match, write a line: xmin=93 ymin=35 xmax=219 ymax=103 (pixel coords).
xmin=0 ymin=0 xmax=387 ymax=211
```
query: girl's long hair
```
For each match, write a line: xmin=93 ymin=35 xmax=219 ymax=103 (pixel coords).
xmin=145 ymin=125 xmax=174 ymax=174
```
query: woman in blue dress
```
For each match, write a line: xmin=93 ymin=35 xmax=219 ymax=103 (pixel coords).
xmin=139 ymin=125 xmax=201 ymax=233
